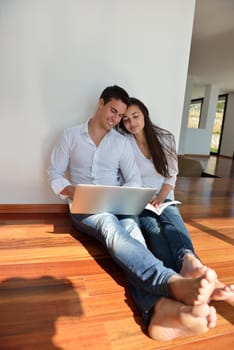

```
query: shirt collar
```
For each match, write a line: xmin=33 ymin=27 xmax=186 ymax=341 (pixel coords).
xmin=81 ymin=119 xmax=115 ymax=138
xmin=80 ymin=120 xmax=90 ymax=135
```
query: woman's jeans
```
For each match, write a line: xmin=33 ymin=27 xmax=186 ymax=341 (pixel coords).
xmin=139 ymin=203 xmax=198 ymax=273
xmin=125 ymin=204 xmax=199 ymax=325
xmin=70 ymin=212 xmax=176 ymax=325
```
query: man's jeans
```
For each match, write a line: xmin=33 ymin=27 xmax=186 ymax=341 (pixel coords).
xmin=70 ymin=212 xmax=176 ymax=324
xmin=139 ymin=203 xmax=198 ymax=273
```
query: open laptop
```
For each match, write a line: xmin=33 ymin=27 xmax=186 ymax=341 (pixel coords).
xmin=68 ymin=184 xmax=156 ymax=215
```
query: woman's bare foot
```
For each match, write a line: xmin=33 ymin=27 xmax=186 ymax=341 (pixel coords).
xmin=210 ymin=280 xmax=234 ymax=302
xmin=169 ymin=268 xmax=217 ymax=305
xmin=180 ymin=253 xmax=206 ymax=278
xmin=180 ymin=260 xmax=234 ymax=303
xmin=148 ymin=297 xmax=217 ymax=341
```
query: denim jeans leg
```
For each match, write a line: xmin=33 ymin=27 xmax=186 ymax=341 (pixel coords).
xmin=118 ymin=214 xmax=147 ymax=247
xmin=70 ymin=212 xmax=176 ymax=296
xmin=139 ymin=210 xmax=176 ymax=270
xmin=157 ymin=204 xmax=200 ymax=272
xmin=125 ymin=273 xmax=161 ymax=327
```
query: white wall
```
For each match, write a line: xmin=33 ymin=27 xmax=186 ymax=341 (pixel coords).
xmin=179 ymin=79 xmax=234 ymax=156
xmin=183 ymin=84 xmax=219 ymax=155
xmin=178 ymin=76 xmax=193 ymax=154
xmin=0 ymin=0 xmax=195 ymax=204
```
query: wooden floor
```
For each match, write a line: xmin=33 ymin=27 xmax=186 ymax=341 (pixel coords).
xmin=0 ymin=177 xmax=234 ymax=349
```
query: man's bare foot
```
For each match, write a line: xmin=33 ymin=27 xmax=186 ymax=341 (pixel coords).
xmin=210 ymin=280 xmax=234 ymax=302
xmin=169 ymin=268 xmax=217 ymax=305
xmin=180 ymin=253 xmax=206 ymax=278
xmin=148 ymin=297 xmax=217 ymax=341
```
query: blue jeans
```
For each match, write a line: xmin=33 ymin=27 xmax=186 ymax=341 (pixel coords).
xmin=139 ymin=203 xmax=199 ymax=273
xmin=127 ymin=203 xmax=200 ymax=325
xmin=70 ymin=212 xmax=177 ymax=324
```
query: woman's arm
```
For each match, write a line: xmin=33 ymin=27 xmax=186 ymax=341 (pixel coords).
xmin=150 ymin=183 xmax=173 ymax=206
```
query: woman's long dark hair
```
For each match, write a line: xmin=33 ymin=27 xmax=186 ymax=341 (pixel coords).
xmin=118 ymin=97 xmax=177 ymax=177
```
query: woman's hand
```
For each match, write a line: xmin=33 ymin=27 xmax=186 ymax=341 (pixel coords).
xmin=150 ymin=184 xmax=172 ymax=207
xmin=150 ymin=196 xmax=162 ymax=207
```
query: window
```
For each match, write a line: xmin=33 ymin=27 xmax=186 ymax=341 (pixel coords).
xmin=187 ymin=98 xmax=203 ymax=128
xmin=210 ymin=94 xmax=228 ymax=154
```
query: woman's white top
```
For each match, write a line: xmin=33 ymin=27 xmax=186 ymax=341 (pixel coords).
xmin=127 ymin=134 xmax=178 ymax=200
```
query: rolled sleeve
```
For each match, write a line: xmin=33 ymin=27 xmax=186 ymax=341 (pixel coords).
xmin=164 ymin=156 xmax=178 ymax=188
xmin=51 ymin=177 xmax=72 ymax=199
xmin=47 ymin=129 xmax=72 ymax=199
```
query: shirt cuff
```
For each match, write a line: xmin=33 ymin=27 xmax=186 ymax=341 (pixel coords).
xmin=51 ymin=178 xmax=72 ymax=199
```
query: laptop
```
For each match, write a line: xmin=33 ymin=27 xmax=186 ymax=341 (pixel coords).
xmin=68 ymin=184 xmax=156 ymax=215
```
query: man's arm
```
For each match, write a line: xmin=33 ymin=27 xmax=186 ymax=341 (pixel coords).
xmin=47 ymin=129 xmax=72 ymax=198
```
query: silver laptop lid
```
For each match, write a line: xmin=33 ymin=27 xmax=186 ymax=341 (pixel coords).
xmin=69 ymin=184 xmax=155 ymax=215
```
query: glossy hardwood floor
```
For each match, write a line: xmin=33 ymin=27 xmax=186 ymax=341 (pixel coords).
xmin=0 ymin=176 xmax=234 ymax=349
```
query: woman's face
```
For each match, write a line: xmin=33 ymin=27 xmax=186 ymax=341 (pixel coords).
xmin=122 ymin=105 xmax=145 ymax=135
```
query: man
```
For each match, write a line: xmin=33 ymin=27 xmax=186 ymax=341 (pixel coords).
xmin=48 ymin=85 xmax=217 ymax=341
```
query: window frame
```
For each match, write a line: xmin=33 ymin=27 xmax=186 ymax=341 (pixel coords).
xmin=187 ymin=97 xmax=204 ymax=129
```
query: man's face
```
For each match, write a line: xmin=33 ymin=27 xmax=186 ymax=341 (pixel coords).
xmin=98 ymin=98 xmax=127 ymax=130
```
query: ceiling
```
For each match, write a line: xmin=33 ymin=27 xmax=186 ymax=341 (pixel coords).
xmin=188 ymin=0 xmax=234 ymax=98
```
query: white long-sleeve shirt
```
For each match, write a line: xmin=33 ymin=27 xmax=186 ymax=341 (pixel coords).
xmin=127 ymin=134 xmax=178 ymax=200
xmin=48 ymin=121 xmax=142 ymax=198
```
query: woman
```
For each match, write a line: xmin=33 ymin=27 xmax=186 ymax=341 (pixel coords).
xmin=118 ymin=97 xmax=204 ymax=276
xmin=118 ymin=97 xmax=234 ymax=293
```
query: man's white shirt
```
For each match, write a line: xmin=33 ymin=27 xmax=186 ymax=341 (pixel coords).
xmin=48 ymin=121 xmax=142 ymax=198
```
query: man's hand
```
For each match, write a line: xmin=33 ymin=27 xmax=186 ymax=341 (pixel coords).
xmin=60 ymin=185 xmax=75 ymax=199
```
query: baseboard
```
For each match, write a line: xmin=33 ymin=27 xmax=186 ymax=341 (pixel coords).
xmin=182 ymin=154 xmax=209 ymax=158
xmin=219 ymin=154 xmax=233 ymax=159
xmin=181 ymin=154 xmax=233 ymax=159
xmin=0 ymin=204 xmax=68 ymax=213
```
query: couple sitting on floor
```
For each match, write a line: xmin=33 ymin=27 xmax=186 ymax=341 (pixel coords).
xmin=48 ymin=85 xmax=234 ymax=341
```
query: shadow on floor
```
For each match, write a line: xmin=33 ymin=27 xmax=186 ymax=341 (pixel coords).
xmin=0 ymin=276 xmax=82 ymax=350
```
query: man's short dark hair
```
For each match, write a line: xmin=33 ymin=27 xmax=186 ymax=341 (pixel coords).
xmin=100 ymin=85 xmax=130 ymax=106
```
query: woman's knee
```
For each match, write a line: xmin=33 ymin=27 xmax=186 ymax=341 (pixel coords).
xmin=140 ymin=217 xmax=161 ymax=235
